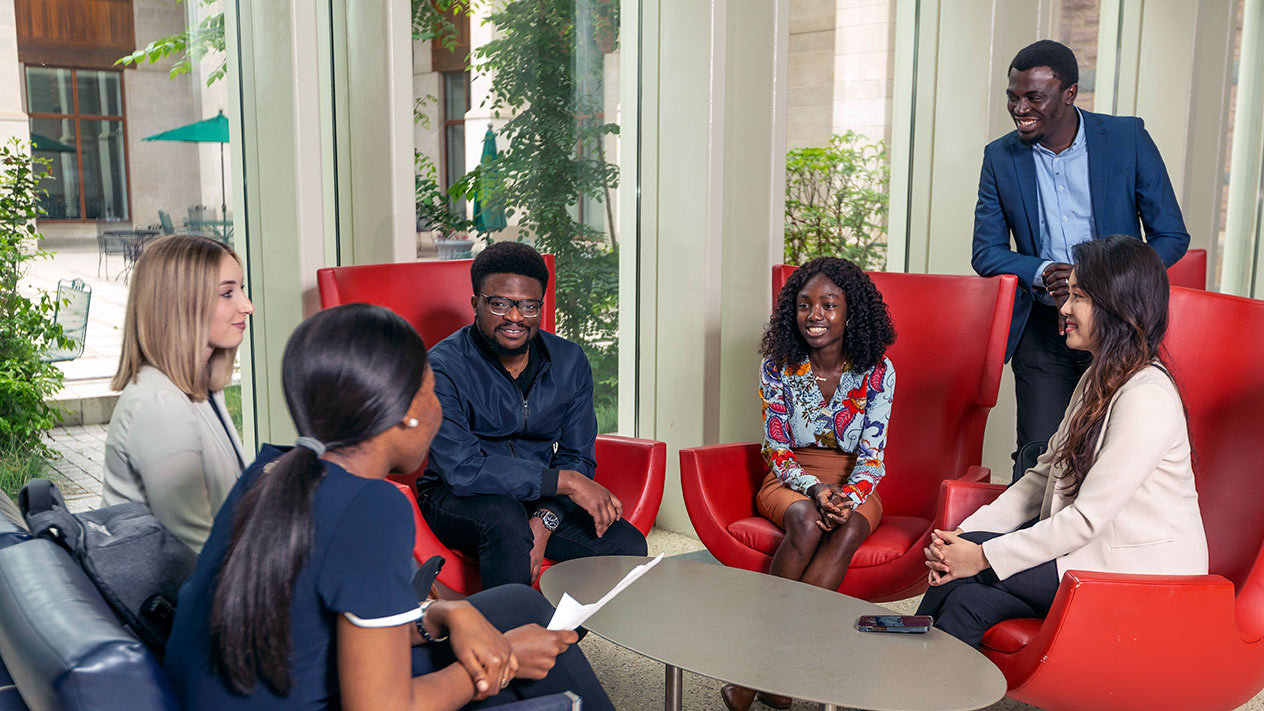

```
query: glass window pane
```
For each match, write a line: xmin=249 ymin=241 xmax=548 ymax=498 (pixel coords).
xmin=1058 ymin=0 xmax=1101 ymax=112
xmin=77 ymin=70 xmax=124 ymax=116
xmin=444 ymin=72 xmax=466 ymax=121
xmin=80 ymin=120 xmax=129 ymax=220
xmin=25 ymin=67 xmax=73 ymax=114
xmin=29 ymin=117 xmax=80 ymax=219
xmin=445 ymin=122 xmax=466 ymax=213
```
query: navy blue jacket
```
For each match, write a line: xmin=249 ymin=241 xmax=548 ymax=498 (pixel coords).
xmin=971 ymin=110 xmax=1189 ymax=361
xmin=422 ymin=325 xmax=597 ymax=500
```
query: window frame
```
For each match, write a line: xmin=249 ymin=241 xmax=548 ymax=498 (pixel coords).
xmin=24 ymin=65 xmax=132 ymax=223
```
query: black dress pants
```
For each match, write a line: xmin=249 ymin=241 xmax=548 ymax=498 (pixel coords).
xmin=915 ymin=529 xmax=1060 ymax=648
xmin=418 ymin=480 xmax=648 ymax=590
xmin=410 ymin=583 xmax=614 ymax=710
xmin=1010 ymin=301 xmax=1092 ymax=481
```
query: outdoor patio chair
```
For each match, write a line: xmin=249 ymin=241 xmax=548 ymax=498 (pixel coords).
xmin=95 ymin=219 xmax=128 ymax=279
xmin=157 ymin=210 xmax=175 ymax=235
xmin=41 ymin=278 xmax=91 ymax=363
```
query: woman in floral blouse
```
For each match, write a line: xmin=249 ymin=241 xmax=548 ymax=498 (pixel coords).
xmin=722 ymin=257 xmax=896 ymax=711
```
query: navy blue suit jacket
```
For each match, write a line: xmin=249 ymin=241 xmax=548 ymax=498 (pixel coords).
xmin=971 ymin=110 xmax=1189 ymax=360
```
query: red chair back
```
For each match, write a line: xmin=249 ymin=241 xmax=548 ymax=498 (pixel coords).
xmin=316 ymin=255 xmax=557 ymax=347
xmin=1165 ymin=287 xmax=1264 ymax=636
xmin=771 ymin=266 xmax=1015 ymax=519
xmin=1166 ymin=248 xmax=1207 ymax=290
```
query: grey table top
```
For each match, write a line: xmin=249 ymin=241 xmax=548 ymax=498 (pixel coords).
xmin=540 ymin=556 xmax=1006 ymax=711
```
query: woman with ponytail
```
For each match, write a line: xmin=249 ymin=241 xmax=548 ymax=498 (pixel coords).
xmin=917 ymin=235 xmax=1208 ymax=647
xmin=164 ymin=303 xmax=612 ymax=710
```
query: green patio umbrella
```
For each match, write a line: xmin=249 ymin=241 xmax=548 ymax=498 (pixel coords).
xmin=30 ymin=132 xmax=76 ymax=153
xmin=472 ymin=125 xmax=508 ymax=233
xmin=143 ymin=110 xmax=230 ymax=219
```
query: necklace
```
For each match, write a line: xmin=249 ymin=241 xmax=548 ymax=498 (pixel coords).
xmin=810 ymin=358 xmax=850 ymax=382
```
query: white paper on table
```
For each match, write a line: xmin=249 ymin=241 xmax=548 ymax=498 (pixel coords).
xmin=547 ymin=553 xmax=665 ymax=630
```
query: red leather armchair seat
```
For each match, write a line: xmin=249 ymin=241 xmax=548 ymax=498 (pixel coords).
xmin=681 ymin=268 xmax=1016 ymax=602
xmin=317 ymin=258 xmax=665 ymax=594
xmin=939 ymin=286 xmax=1264 ymax=709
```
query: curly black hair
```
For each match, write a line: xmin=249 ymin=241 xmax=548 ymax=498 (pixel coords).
xmin=761 ymin=257 xmax=895 ymax=372
xmin=470 ymin=241 xmax=550 ymax=294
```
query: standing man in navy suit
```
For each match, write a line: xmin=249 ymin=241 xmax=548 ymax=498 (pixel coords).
xmin=971 ymin=40 xmax=1188 ymax=476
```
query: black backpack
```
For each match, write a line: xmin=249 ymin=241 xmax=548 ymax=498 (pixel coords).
xmin=18 ymin=478 xmax=197 ymax=661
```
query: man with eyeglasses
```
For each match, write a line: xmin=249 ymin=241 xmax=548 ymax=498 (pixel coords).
xmin=417 ymin=241 xmax=647 ymax=589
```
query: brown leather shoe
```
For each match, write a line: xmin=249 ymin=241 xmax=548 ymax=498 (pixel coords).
xmin=721 ymin=684 xmax=756 ymax=711
xmin=756 ymin=691 xmax=793 ymax=709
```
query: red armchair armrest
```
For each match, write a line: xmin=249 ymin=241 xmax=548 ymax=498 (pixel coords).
xmin=680 ymin=443 xmax=769 ymax=571
xmin=594 ymin=434 xmax=666 ymax=536
xmin=992 ymin=569 xmax=1257 ymax=710
xmin=935 ymin=478 xmax=1005 ymax=532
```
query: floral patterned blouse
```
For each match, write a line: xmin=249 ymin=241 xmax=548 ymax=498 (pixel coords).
xmin=759 ymin=355 xmax=896 ymax=505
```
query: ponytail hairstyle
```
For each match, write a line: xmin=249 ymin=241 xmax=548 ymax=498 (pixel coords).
xmin=1052 ymin=236 xmax=1171 ymax=496
xmin=209 ymin=303 xmax=428 ymax=695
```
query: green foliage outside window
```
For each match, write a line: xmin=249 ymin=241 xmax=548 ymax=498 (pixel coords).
xmin=784 ymin=131 xmax=890 ymax=270
xmin=476 ymin=0 xmax=622 ymax=430
xmin=0 ymin=140 xmax=66 ymax=460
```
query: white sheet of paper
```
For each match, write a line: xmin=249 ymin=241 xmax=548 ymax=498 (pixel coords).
xmin=546 ymin=553 xmax=665 ymax=630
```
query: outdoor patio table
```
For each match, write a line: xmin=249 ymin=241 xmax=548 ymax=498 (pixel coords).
xmin=103 ymin=228 xmax=162 ymax=283
xmin=540 ymin=555 xmax=1006 ymax=711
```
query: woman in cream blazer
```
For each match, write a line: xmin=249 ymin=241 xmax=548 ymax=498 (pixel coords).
xmin=103 ymin=235 xmax=252 ymax=552
xmin=918 ymin=236 xmax=1208 ymax=647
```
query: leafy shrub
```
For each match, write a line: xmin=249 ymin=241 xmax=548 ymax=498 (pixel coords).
xmin=784 ymin=131 xmax=889 ymax=269
xmin=0 ymin=139 xmax=66 ymax=457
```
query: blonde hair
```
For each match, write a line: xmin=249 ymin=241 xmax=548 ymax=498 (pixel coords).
xmin=112 ymin=234 xmax=242 ymax=399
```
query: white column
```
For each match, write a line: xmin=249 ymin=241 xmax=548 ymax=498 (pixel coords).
xmin=1221 ymin=0 xmax=1264 ymax=298
xmin=0 ymin=0 xmax=27 ymax=146
xmin=639 ymin=0 xmax=789 ymax=534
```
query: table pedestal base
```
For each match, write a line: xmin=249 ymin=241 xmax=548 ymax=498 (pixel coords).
xmin=664 ymin=664 xmax=682 ymax=711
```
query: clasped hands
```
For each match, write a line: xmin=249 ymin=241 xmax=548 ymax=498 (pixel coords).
xmin=923 ymin=528 xmax=989 ymax=586
xmin=808 ymin=483 xmax=853 ymax=532
xmin=441 ymin=601 xmax=579 ymax=700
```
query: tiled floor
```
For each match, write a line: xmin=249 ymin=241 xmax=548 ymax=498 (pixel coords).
xmin=31 ymin=426 xmax=1264 ymax=710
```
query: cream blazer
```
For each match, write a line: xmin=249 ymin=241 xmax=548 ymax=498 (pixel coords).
xmin=103 ymin=366 xmax=246 ymax=552
xmin=961 ymin=365 xmax=1208 ymax=581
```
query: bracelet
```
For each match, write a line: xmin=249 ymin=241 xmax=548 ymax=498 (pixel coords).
xmin=416 ymin=599 xmax=449 ymax=643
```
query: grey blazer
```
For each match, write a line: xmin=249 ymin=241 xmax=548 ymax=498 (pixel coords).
xmin=103 ymin=366 xmax=246 ymax=552
xmin=962 ymin=365 xmax=1208 ymax=581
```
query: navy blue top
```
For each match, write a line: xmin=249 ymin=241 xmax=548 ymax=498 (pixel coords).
xmin=164 ymin=445 xmax=420 ymax=710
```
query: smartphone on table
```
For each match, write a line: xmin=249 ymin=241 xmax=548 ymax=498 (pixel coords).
xmin=855 ymin=614 xmax=933 ymax=633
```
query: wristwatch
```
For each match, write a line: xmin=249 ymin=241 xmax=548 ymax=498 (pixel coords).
xmin=531 ymin=508 xmax=560 ymax=532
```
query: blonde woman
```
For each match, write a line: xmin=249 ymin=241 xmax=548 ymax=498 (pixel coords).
xmin=103 ymin=235 xmax=253 ymax=552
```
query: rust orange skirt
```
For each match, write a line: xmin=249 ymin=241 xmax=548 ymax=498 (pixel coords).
xmin=756 ymin=447 xmax=882 ymax=532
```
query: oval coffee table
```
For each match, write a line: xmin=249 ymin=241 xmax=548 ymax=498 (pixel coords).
xmin=541 ymin=555 xmax=1006 ymax=711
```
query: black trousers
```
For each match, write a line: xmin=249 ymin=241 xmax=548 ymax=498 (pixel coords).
xmin=418 ymin=480 xmax=647 ymax=590
xmin=1010 ymin=301 xmax=1092 ymax=481
xmin=410 ymin=583 xmax=613 ymax=710
xmin=915 ymin=529 xmax=1060 ymax=648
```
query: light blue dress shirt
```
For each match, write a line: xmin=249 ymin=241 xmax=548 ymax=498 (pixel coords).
xmin=1031 ymin=107 xmax=1095 ymax=304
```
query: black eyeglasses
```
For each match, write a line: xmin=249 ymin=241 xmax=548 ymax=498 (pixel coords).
xmin=479 ymin=293 xmax=544 ymax=318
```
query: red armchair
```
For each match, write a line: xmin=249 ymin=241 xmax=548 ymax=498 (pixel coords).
xmin=317 ymin=258 xmax=666 ymax=594
xmin=938 ymin=286 xmax=1264 ymax=710
xmin=1166 ymin=248 xmax=1207 ymax=290
xmin=680 ymin=268 xmax=1016 ymax=602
